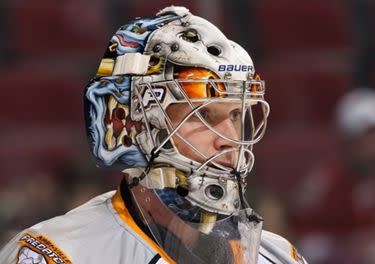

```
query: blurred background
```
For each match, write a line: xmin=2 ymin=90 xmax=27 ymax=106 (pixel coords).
xmin=1 ymin=0 xmax=375 ymax=263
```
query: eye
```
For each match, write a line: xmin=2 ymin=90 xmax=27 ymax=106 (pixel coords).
xmin=198 ymin=108 xmax=210 ymax=120
xmin=229 ymin=109 xmax=242 ymax=122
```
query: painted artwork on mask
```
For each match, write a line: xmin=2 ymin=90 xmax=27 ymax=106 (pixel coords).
xmin=84 ymin=14 xmax=180 ymax=169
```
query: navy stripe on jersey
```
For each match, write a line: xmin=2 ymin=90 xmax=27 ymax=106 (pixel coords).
xmin=259 ymin=252 xmax=277 ymax=264
xmin=148 ymin=253 xmax=161 ymax=264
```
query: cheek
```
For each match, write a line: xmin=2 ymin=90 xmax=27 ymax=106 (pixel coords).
xmin=180 ymin=124 xmax=208 ymax=145
xmin=174 ymin=123 xmax=214 ymax=154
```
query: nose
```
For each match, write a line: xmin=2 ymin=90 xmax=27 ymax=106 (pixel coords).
xmin=213 ymin=118 xmax=240 ymax=151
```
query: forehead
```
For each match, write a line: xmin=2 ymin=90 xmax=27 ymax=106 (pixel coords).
xmin=167 ymin=101 xmax=242 ymax=117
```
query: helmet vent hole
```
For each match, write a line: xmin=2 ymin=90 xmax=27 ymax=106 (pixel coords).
xmin=180 ymin=29 xmax=199 ymax=43
xmin=149 ymin=56 xmax=160 ymax=66
xmin=205 ymin=185 xmax=224 ymax=200
xmin=207 ymin=46 xmax=221 ymax=56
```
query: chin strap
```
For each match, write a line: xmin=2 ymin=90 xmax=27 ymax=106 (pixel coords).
xmin=231 ymin=169 xmax=247 ymax=210
xmin=126 ymin=165 xmax=188 ymax=191
xmin=128 ymin=148 xmax=160 ymax=189
xmin=232 ymin=169 xmax=263 ymax=224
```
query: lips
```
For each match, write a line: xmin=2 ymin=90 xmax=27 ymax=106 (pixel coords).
xmin=214 ymin=159 xmax=235 ymax=168
xmin=211 ymin=150 xmax=250 ymax=171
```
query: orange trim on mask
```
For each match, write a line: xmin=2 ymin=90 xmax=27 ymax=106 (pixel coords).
xmin=177 ymin=68 xmax=225 ymax=99
xmin=111 ymin=189 xmax=176 ymax=264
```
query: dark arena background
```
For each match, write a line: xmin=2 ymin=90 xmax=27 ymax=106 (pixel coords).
xmin=1 ymin=1 xmax=375 ymax=263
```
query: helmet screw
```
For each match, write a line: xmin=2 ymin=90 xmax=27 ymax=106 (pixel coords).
xmin=224 ymin=72 xmax=232 ymax=80
xmin=247 ymin=72 xmax=253 ymax=80
xmin=242 ymin=178 xmax=248 ymax=187
xmin=218 ymin=177 xmax=227 ymax=184
xmin=153 ymin=44 xmax=162 ymax=52
xmin=233 ymin=199 xmax=240 ymax=209
xmin=171 ymin=43 xmax=179 ymax=52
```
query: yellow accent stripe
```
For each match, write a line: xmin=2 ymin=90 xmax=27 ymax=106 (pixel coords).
xmin=111 ymin=189 xmax=176 ymax=264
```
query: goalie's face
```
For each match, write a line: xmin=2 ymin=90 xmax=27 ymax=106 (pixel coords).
xmin=167 ymin=102 xmax=242 ymax=168
xmin=149 ymin=67 xmax=268 ymax=174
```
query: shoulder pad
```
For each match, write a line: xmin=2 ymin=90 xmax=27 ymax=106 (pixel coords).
xmin=259 ymin=230 xmax=308 ymax=264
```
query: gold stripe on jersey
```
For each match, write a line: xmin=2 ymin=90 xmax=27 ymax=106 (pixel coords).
xmin=111 ymin=188 xmax=176 ymax=264
xmin=291 ymin=244 xmax=306 ymax=264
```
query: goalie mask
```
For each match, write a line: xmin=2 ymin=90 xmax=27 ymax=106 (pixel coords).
xmin=84 ymin=6 xmax=269 ymax=264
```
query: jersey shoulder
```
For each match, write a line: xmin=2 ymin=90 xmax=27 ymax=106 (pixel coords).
xmin=259 ymin=230 xmax=308 ymax=264
xmin=0 ymin=191 xmax=116 ymax=264
xmin=0 ymin=191 xmax=156 ymax=264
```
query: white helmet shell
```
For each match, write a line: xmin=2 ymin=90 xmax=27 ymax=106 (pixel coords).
xmin=145 ymin=6 xmax=255 ymax=81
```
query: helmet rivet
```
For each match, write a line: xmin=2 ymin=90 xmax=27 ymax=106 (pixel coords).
xmin=153 ymin=44 xmax=162 ymax=52
xmin=181 ymin=21 xmax=190 ymax=27
xmin=247 ymin=72 xmax=253 ymax=80
xmin=233 ymin=200 xmax=240 ymax=209
xmin=224 ymin=72 xmax=232 ymax=80
xmin=219 ymin=177 xmax=227 ymax=184
xmin=171 ymin=43 xmax=179 ymax=52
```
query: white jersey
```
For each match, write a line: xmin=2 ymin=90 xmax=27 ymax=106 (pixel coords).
xmin=0 ymin=190 xmax=307 ymax=264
